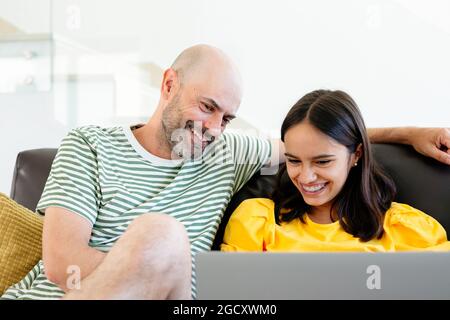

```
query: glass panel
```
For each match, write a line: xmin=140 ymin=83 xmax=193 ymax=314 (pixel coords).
xmin=0 ymin=0 xmax=52 ymax=94
xmin=0 ymin=35 xmax=52 ymax=93
xmin=0 ymin=0 xmax=54 ymax=194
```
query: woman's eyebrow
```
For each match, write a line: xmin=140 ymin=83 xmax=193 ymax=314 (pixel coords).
xmin=284 ymin=153 xmax=335 ymax=159
xmin=311 ymin=154 xmax=335 ymax=160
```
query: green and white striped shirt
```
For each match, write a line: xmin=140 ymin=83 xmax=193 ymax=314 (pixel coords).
xmin=2 ymin=125 xmax=271 ymax=299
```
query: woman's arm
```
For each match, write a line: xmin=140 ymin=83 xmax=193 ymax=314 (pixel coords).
xmin=221 ymin=199 xmax=271 ymax=252
xmin=386 ymin=203 xmax=450 ymax=250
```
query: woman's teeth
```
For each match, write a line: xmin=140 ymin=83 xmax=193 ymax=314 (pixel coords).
xmin=302 ymin=183 xmax=326 ymax=192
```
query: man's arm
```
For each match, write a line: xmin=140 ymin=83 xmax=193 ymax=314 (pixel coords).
xmin=270 ymin=138 xmax=285 ymax=166
xmin=43 ymin=207 xmax=106 ymax=293
xmin=368 ymin=127 xmax=450 ymax=165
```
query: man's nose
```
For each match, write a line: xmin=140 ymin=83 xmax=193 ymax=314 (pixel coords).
xmin=204 ymin=115 xmax=223 ymax=138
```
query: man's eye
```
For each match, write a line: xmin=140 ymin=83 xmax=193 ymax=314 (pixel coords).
xmin=287 ymin=159 xmax=300 ymax=164
xmin=200 ymin=103 xmax=214 ymax=112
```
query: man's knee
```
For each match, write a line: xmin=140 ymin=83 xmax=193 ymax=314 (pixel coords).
xmin=128 ymin=213 xmax=189 ymax=242
xmin=123 ymin=213 xmax=191 ymax=268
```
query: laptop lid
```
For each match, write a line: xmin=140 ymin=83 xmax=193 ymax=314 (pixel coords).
xmin=195 ymin=252 xmax=450 ymax=300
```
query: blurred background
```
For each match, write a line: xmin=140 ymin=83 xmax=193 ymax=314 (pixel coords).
xmin=1 ymin=0 xmax=449 ymax=194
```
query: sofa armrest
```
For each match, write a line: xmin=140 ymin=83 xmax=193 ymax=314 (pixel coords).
xmin=10 ymin=148 xmax=57 ymax=212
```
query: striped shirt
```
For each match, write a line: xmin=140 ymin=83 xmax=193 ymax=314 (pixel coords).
xmin=1 ymin=125 xmax=271 ymax=299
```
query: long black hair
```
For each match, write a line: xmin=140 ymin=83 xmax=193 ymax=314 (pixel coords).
xmin=272 ymin=90 xmax=396 ymax=241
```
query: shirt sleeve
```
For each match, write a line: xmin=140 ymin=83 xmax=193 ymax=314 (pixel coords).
xmin=385 ymin=203 xmax=450 ymax=251
xmin=221 ymin=133 xmax=272 ymax=194
xmin=36 ymin=128 xmax=100 ymax=225
xmin=220 ymin=198 xmax=272 ymax=252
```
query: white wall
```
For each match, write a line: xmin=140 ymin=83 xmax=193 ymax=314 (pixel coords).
xmin=50 ymin=0 xmax=450 ymax=131
xmin=0 ymin=0 xmax=50 ymax=34
xmin=198 ymin=0 xmax=450 ymax=132
xmin=0 ymin=93 xmax=67 ymax=194
xmin=1 ymin=0 xmax=449 ymax=195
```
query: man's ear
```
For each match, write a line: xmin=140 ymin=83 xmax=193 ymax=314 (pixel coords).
xmin=161 ymin=68 xmax=179 ymax=100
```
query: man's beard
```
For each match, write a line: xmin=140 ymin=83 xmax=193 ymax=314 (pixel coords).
xmin=162 ymin=98 xmax=215 ymax=161
xmin=169 ymin=120 xmax=215 ymax=161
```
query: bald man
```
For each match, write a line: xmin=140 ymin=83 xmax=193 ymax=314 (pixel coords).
xmin=2 ymin=45 xmax=449 ymax=300
xmin=2 ymin=45 xmax=258 ymax=300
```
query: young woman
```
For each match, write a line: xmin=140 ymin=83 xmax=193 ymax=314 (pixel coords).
xmin=221 ymin=90 xmax=450 ymax=252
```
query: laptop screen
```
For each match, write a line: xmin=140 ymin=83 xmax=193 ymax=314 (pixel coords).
xmin=195 ymin=252 xmax=450 ymax=300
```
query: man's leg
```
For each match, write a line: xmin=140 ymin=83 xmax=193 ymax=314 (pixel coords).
xmin=63 ymin=213 xmax=192 ymax=299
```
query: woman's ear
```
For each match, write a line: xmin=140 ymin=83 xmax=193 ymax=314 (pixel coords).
xmin=351 ymin=143 xmax=363 ymax=167
xmin=353 ymin=143 xmax=363 ymax=164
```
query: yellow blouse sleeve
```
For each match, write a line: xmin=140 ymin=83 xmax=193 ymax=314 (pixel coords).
xmin=220 ymin=198 xmax=273 ymax=252
xmin=385 ymin=203 xmax=450 ymax=251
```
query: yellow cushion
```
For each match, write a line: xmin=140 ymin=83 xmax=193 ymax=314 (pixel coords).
xmin=0 ymin=193 xmax=43 ymax=295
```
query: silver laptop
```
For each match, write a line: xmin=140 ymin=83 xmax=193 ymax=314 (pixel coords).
xmin=195 ymin=252 xmax=450 ymax=300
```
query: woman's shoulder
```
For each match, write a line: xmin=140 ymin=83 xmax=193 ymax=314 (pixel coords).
xmin=232 ymin=198 xmax=275 ymax=219
xmin=384 ymin=203 xmax=448 ymax=248
xmin=239 ymin=198 xmax=274 ymax=207
xmin=385 ymin=202 xmax=442 ymax=229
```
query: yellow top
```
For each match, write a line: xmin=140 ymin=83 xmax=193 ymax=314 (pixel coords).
xmin=221 ymin=198 xmax=450 ymax=252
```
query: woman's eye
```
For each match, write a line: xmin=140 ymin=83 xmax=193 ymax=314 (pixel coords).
xmin=287 ymin=159 xmax=300 ymax=164
xmin=316 ymin=160 xmax=331 ymax=165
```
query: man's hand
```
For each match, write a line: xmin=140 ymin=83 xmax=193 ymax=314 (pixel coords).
xmin=368 ymin=127 xmax=450 ymax=165
xmin=410 ymin=128 xmax=450 ymax=165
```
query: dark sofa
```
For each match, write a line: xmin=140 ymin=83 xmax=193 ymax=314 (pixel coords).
xmin=9 ymin=144 xmax=450 ymax=250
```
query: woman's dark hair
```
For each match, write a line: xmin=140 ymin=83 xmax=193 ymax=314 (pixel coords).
xmin=272 ymin=90 xmax=396 ymax=241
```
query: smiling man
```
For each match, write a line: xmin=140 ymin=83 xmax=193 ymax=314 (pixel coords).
xmin=134 ymin=45 xmax=242 ymax=161
xmin=2 ymin=44 xmax=449 ymax=300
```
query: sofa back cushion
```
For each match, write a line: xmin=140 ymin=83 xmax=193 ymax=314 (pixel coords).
xmin=9 ymin=144 xmax=450 ymax=251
